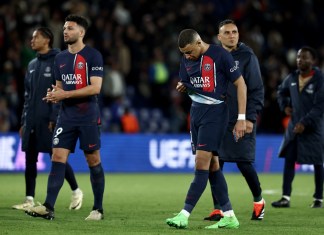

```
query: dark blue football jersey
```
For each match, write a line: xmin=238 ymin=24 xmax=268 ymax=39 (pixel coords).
xmin=54 ymin=45 xmax=104 ymax=125
xmin=179 ymin=44 xmax=241 ymax=104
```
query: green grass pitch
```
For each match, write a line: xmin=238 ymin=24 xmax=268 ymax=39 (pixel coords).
xmin=1 ymin=173 xmax=323 ymax=235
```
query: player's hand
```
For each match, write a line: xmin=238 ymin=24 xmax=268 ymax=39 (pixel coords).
xmin=48 ymin=121 xmax=56 ymax=132
xmin=19 ymin=126 xmax=23 ymax=138
xmin=293 ymin=122 xmax=305 ymax=134
xmin=43 ymin=85 xmax=64 ymax=103
xmin=246 ymin=120 xmax=254 ymax=133
xmin=43 ymin=88 xmax=52 ymax=103
xmin=284 ymin=107 xmax=292 ymax=116
xmin=233 ymin=120 xmax=246 ymax=142
xmin=176 ymin=82 xmax=187 ymax=93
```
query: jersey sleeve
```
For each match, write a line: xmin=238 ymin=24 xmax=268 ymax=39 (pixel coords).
xmin=221 ymin=49 xmax=241 ymax=82
xmin=178 ymin=57 xmax=194 ymax=89
xmin=88 ymin=49 xmax=104 ymax=78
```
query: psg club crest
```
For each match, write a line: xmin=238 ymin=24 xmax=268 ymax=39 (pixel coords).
xmin=305 ymin=84 xmax=314 ymax=94
xmin=53 ymin=137 xmax=59 ymax=145
xmin=77 ymin=62 xmax=84 ymax=69
xmin=204 ymin=63 xmax=211 ymax=71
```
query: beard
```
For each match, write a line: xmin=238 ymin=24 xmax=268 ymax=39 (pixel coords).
xmin=64 ymin=38 xmax=78 ymax=45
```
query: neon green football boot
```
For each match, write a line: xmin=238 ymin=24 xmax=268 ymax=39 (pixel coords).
xmin=205 ymin=215 xmax=239 ymax=229
xmin=166 ymin=212 xmax=188 ymax=229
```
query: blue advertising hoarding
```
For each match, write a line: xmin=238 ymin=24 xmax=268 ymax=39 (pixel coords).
xmin=0 ymin=133 xmax=317 ymax=173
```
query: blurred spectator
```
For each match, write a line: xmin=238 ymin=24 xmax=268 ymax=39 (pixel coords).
xmin=0 ymin=97 xmax=10 ymax=132
xmin=120 ymin=107 xmax=140 ymax=133
xmin=148 ymin=47 xmax=170 ymax=112
xmin=48 ymin=9 xmax=64 ymax=49
xmin=102 ymin=58 xmax=126 ymax=106
xmin=168 ymin=78 xmax=189 ymax=133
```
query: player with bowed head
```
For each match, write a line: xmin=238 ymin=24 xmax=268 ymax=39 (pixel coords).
xmin=165 ymin=29 xmax=247 ymax=229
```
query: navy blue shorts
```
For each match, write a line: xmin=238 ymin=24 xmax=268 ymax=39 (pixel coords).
xmin=190 ymin=102 xmax=228 ymax=155
xmin=52 ymin=123 xmax=101 ymax=153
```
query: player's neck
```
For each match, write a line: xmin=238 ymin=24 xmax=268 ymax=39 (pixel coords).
xmin=223 ymin=45 xmax=237 ymax=52
xmin=201 ymin=42 xmax=210 ymax=54
xmin=38 ymin=47 xmax=50 ymax=55
xmin=299 ymin=68 xmax=314 ymax=78
xmin=68 ymin=41 xmax=85 ymax=54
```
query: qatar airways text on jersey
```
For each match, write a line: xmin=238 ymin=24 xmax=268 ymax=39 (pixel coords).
xmin=190 ymin=76 xmax=212 ymax=88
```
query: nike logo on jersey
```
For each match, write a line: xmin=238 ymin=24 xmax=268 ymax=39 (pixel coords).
xmin=89 ymin=144 xmax=97 ymax=148
xmin=291 ymin=83 xmax=297 ymax=86
xmin=197 ymin=144 xmax=207 ymax=147
xmin=29 ymin=70 xmax=35 ymax=73
xmin=60 ymin=64 xmax=66 ymax=68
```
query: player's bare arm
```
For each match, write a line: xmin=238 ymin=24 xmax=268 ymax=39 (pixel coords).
xmin=233 ymin=75 xmax=247 ymax=141
xmin=44 ymin=77 xmax=102 ymax=103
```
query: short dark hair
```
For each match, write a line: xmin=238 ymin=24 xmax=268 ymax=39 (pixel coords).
xmin=218 ymin=19 xmax=236 ymax=31
xmin=65 ymin=14 xmax=89 ymax=31
xmin=36 ymin=27 xmax=54 ymax=48
xmin=300 ymin=46 xmax=317 ymax=60
xmin=178 ymin=29 xmax=199 ymax=48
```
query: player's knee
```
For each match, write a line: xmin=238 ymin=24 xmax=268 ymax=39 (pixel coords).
xmin=51 ymin=153 xmax=67 ymax=163
xmin=209 ymin=156 xmax=220 ymax=171
xmin=86 ymin=157 xmax=101 ymax=167
xmin=195 ymin=155 xmax=211 ymax=170
xmin=85 ymin=151 xmax=101 ymax=167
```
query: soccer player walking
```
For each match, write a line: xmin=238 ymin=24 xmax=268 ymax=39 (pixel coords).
xmin=166 ymin=29 xmax=247 ymax=229
xmin=204 ymin=19 xmax=265 ymax=221
xmin=26 ymin=15 xmax=105 ymax=220
xmin=12 ymin=27 xmax=83 ymax=212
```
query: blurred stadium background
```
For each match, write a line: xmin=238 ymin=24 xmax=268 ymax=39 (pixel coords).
xmin=1 ymin=0 xmax=324 ymax=173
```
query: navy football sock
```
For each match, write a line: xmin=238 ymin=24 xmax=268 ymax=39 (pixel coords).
xmin=209 ymin=172 xmax=221 ymax=209
xmin=314 ymin=164 xmax=324 ymax=199
xmin=44 ymin=162 xmax=66 ymax=210
xmin=237 ymin=162 xmax=262 ymax=201
xmin=210 ymin=169 xmax=232 ymax=212
xmin=65 ymin=162 xmax=78 ymax=191
xmin=25 ymin=162 xmax=37 ymax=197
xmin=184 ymin=169 xmax=209 ymax=213
xmin=89 ymin=163 xmax=105 ymax=211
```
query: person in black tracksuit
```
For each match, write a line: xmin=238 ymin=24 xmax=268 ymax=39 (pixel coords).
xmin=272 ymin=46 xmax=324 ymax=208
xmin=204 ymin=19 xmax=265 ymax=221
xmin=12 ymin=27 xmax=83 ymax=211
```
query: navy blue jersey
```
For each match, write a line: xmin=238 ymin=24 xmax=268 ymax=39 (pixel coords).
xmin=179 ymin=44 xmax=241 ymax=105
xmin=54 ymin=45 xmax=103 ymax=125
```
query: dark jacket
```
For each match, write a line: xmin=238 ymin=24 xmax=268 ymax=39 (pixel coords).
xmin=219 ymin=42 xmax=264 ymax=162
xmin=277 ymin=67 xmax=324 ymax=164
xmin=21 ymin=49 xmax=60 ymax=152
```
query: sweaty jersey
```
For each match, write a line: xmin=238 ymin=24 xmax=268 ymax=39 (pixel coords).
xmin=54 ymin=45 xmax=104 ymax=125
xmin=179 ymin=44 xmax=241 ymax=104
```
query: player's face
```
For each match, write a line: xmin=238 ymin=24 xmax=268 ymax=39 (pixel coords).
xmin=218 ymin=23 xmax=239 ymax=51
xmin=30 ymin=30 xmax=48 ymax=52
xmin=179 ymin=41 xmax=202 ymax=61
xmin=296 ymin=49 xmax=314 ymax=72
xmin=63 ymin=21 xmax=83 ymax=45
